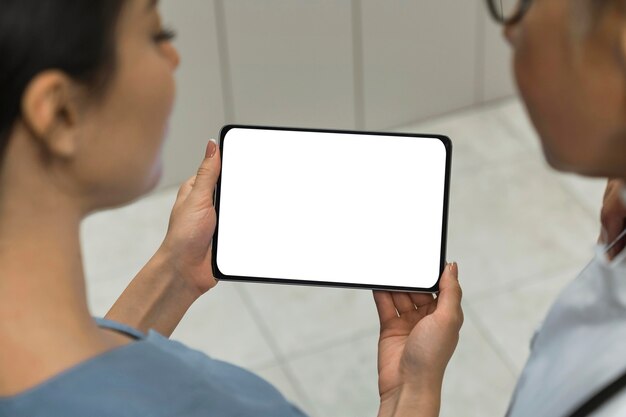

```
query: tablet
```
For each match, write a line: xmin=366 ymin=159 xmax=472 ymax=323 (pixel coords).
xmin=211 ymin=125 xmax=452 ymax=293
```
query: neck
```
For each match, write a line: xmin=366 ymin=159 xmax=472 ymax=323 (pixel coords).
xmin=0 ymin=128 xmax=94 ymax=333
xmin=0 ymin=141 xmax=110 ymax=395
xmin=0 ymin=194 xmax=91 ymax=332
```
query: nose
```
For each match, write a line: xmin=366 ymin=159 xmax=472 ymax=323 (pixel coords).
xmin=164 ymin=43 xmax=181 ymax=70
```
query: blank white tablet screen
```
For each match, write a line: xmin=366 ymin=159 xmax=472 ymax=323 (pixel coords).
xmin=215 ymin=127 xmax=448 ymax=289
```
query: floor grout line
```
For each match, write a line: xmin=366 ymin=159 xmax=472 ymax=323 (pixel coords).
xmin=492 ymin=103 xmax=538 ymax=152
xmin=234 ymin=285 xmax=319 ymax=416
xmin=378 ymin=97 xmax=518 ymax=133
xmin=554 ymin=178 xmax=605 ymax=222
xmin=464 ymin=259 xmax=586 ymax=302
xmin=82 ymin=98 xmax=602 ymax=417
xmin=464 ymin=303 xmax=520 ymax=378
xmin=280 ymin=326 xmax=379 ymax=364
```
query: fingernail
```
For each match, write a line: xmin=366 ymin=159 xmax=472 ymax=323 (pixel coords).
xmin=206 ymin=139 xmax=218 ymax=159
xmin=448 ymin=262 xmax=459 ymax=279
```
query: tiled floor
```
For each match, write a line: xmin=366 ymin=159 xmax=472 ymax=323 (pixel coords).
xmin=81 ymin=97 xmax=608 ymax=417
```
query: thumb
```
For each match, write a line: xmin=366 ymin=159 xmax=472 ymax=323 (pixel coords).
xmin=436 ymin=263 xmax=463 ymax=325
xmin=190 ymin=139 xmax=221 ymax=203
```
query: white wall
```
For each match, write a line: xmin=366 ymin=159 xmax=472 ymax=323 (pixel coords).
xmin=159 ymin=0 xmax=515 ymax=189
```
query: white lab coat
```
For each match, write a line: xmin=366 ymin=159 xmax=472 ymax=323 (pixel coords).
xmin=505 ymin=188 xmax=626 ymax=417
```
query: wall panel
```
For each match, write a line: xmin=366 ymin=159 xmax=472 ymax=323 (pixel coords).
xmin=360 ymin=0 xmax=479 ymax=130
xmin=222 ymin=0 xmax=356 ymax=129
xmin=481 ymin=8 xmax=517 ymax=101
xmin=159 ymin=0 xmax=225 ymax=189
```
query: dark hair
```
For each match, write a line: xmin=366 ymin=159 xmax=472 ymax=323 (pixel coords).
xmin=0 ymin=0 xmax=125 ymax=157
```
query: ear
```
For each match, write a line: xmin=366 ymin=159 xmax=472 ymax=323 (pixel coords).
xmin=619 ymin=22 xmax=626 ymax=73
xmin=21 ymin=70 xmax=82 ymax=159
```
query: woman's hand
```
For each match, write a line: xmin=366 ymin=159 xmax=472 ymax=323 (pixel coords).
xmin=107 ymin=140 xmax=222 ymax=337
xmin=374 ymin=263 xmax=463 ymax=417
xmin=159 ymin=139 xmax=222 ymax=297
xmin=599 ymin=179 xmax=626 ymax=259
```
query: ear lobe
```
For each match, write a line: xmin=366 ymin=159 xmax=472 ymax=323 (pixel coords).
xmin=21 ymin=70 xmax=81 ymax=159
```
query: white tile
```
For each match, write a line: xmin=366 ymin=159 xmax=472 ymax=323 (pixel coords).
xmin=170 ymin=282 xmax=278 ymax=369
xmin=223 ymin=0 xmax=356 ymax=129
xmin=494 ymin=98 xmax=542 ymax=152
xmin=286 ymin=332 xmax=380 ymax=417
xmin=447 ymin=156 xmax=598 ymax=297
xmin=554 ymin=174 xmax=607 ymax=220
xmin=83 ymin=189 xmax=179 ymax=316
xmin=86 ymin=267 xmax=132 ymax=318
xmin=395 ymin=102 xmax=530 ymax=175
xmin=81 ymin=188 xmax=177 ymax=281
xmin=237 ymin=282 xmax=379 ymax=359
xmin=79 ymin=95 xmax=610 ymax=417
xmin=284 ymin=316 xmax=516 ymax=417
xmin=440 ymin=315 xmax=517 ymax=417
xmin=361 ymin=0 xmax=478 ymax=129
xmin=159 ymin=0 xmax=226 ymax=189
xmin=88 ymin=278 xmax=278 ymax=369
xmin=467 ymin=266 xmax=584 ymax=373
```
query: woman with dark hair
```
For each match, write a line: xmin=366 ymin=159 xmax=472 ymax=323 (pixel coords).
xmin=0 ymin=0 xmax=462 ymax=416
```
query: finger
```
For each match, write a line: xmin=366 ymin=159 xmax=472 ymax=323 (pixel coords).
xmin=175 ymin=176 xmax=196 ymax=202
xmin=426 ymin=297 xmax=439 ymax=315
xmin=609 ymin=240 xmax=626 ymax=260
xmin=409 ymin=292 xmax=435 ymax=308
xmin=189 ymin=139 xmax=221 ymax=204
xmin=409 ymin=292 xmax=436 ymax=319
xmin=608 ymin=220 xmax=626 ymax=260
xmin=373 ymin=291 xmax=398 ymax=325
xmin=436 ymin=263 xmax=463 ymax=323
xmin=171 ymin=176 xmax=196 ymax=214
xmin=391 ymin=292 xmax=416 ymax=315
xmin=600 ymin=180 xmax=626 ymax=244
xmin=603 ymin=178 xmax=617 ymax=201
xmin=602 ymin=214 xmax=625 ymax=246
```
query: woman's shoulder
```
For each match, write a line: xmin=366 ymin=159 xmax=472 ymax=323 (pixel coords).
xmin=95 ymin=317 xmax=268 ymax=386
xmin=0 ymin=318 xmax=306 ymax=417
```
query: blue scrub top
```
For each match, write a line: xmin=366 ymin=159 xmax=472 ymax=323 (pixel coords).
xmin=0 ymin=318 xmax=307 ymax=417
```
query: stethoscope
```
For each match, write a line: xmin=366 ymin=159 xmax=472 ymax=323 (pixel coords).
xmin=567 ymin=228 xmax=626 ymax=417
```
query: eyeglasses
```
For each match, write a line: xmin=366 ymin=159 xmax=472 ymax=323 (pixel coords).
xmin=486 ymin=0 xmax=532 ymax=25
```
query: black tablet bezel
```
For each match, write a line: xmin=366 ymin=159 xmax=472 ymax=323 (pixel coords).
xmin=211 ymin=124 xmax=452 ymax=293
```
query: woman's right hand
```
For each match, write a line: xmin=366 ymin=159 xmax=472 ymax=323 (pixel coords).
xmin=374 ymin=263 xmax=463 ymax=417
xmin=599 ymin=179 xmax=626 ymax=259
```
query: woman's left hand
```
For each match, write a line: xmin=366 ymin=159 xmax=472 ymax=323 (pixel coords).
xmin=158 ymin=139 xmax=222 ymax=297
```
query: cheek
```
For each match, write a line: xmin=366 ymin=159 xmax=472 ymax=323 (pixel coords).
xmin=511 ymin=4 xmax=593 ymax=172
xmin=514 ymin=49 xmax=562 ymax=164
xmin=80 ymin=60 xmax=176 ymax=206
xmin=136 ymin=63 xmax=176 ymax=146
xmin=513 ymin=27 xmax=559 ymax=154
xmin=125 ymin=58 xmax=176 ymax=184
